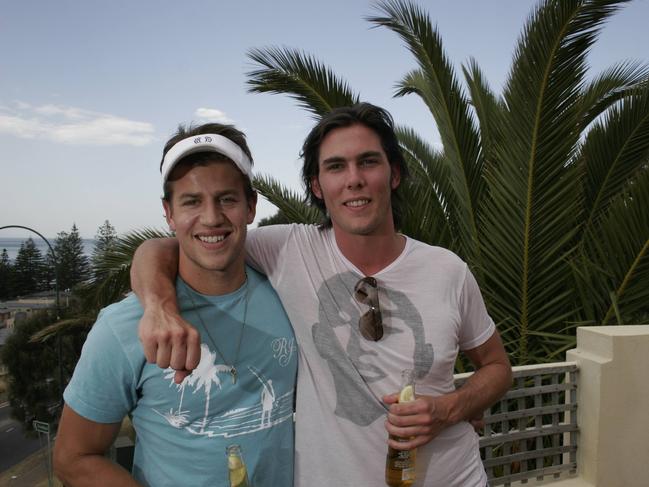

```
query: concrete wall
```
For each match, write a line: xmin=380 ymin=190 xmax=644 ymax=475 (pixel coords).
xmin=566 ymin=325 xmax=649 ymax=487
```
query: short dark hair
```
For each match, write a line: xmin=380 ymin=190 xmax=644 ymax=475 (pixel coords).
xmin=161 ymin=123 xmax=255 ymax=202
xmin=300 ymin=103 xmax=409 ymax=228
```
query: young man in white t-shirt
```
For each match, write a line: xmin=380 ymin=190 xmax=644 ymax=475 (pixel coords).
xmin=132 ymin=103 xmax=512 ymax=486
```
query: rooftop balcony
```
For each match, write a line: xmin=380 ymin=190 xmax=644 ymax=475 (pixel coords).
xmin=454 ymin=325 xmax=649 ymax=487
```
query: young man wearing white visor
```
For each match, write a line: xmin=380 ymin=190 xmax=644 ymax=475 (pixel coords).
xmin=54 ymin=123 xmax=297 ymax=487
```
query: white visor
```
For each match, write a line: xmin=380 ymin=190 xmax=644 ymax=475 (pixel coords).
xmin=160 ymin=133 xmax=253 ymax=191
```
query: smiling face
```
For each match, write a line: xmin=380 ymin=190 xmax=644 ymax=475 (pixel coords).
xmin=163 ymin=160 xmax=255 ymax=293
xmin=311 ymin=124 xmax=400 ymax=239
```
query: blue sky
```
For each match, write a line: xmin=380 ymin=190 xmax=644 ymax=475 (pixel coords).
xmin=2 ymin=0 xmax=648 ymax=238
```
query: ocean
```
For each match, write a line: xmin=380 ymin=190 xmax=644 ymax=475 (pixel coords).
xmin=0 ymin=237 xmax=96 ymax=262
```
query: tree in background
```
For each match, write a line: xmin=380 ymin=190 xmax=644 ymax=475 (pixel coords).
xmin=1 ymin=309 xmax=88 ymax=429
xmin=13 ymin=238 xmax=46 ymax=296
xmin=0 ymin=249 xmax=14 ymax=299
xmin=49 ymin=224 xmax=90 ymax=291
xmin=91 ymin=220 xmax=117 ymax=280
xmin=245 ymin=0 xmax=649 ymax=365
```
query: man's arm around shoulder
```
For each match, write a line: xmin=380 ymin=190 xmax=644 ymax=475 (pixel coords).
xmin=131 ymin=237 xmax=200 ymax=383
xmin=54 ymin=405 xmax=141 ymax=486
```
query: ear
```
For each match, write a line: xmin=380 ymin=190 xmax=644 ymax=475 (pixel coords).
xmin=247 ymin=191 xmax=258 ymax=225
xmin=390 ymin=164 xmax=401 ymax=190
xmin=311 ymin=176 xmax=323 ymax=200
xmin=162 ymin=200 xmax=176 ymax=232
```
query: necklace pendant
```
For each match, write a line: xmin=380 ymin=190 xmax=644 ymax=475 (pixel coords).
xmin=230 ymin=367 xmax=237 ymax=384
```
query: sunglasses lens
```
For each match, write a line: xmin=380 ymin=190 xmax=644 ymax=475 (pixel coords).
xmin=359 ymin=308 xmax=383 ymax=341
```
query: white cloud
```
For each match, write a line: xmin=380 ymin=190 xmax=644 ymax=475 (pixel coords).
xmin=194 ymin=107 xmax=234 ymax=124
xmin=0 ymin=102 xmax=156 ymax=146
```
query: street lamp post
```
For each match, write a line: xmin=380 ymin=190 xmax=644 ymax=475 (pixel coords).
xmin=0 ymin=225 xmax=64 ymax=407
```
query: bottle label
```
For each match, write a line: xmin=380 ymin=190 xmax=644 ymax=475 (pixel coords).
xmin=402 ymin=467 xmax=415 ymax=480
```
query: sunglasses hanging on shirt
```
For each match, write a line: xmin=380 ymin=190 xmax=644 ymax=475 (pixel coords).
xmin=353 ymin=276 xmax=384 ymax=341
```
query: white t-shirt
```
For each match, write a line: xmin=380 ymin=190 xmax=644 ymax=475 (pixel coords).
xmin=246 ymin=224 xmax=493 ymax=487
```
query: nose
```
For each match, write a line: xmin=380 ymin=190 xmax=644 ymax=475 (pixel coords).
xmin=345 ymin=164 xmax=365 ymax=190
xmin=200 ymin=201 xmax=225 ymax=226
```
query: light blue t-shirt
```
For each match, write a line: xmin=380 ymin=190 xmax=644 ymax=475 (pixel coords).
xmin=64 ymin=266 xmax=297 ymax=487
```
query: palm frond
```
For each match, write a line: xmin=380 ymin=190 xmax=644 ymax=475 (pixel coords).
xmin=246 ymin=46 xmax=360 ymax=118
xmin=30 ymin=317 xmax=94 ymax=343
xmin=462 ymin=58 xmax=506 ymax=177
xmin=253 ymin=174 xmax=321 ymax=225
xmin=577 ymin=60 xmax=649 ymax=130
xmin=577 ymin=86 xmax=649 ymax=237
xmin=80 ymin=228 xmax=171 ymax=310
xmin=395 ymin=125 xmax=453 ymax=248
xmin=479 ymin=0 xmax=628 ymax=362
xmin=581 ymin=168 xmax=649 ymax=324
xmin=368 ymin=0 xmax=484 ymax=269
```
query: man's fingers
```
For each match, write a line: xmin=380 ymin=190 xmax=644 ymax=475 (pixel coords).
xmin=185 ymin=328 xmax=202 ymax=371
xmin=382 ymin=393 xmax=399 ymax=405
xmin=387 ymin=434 xmax=429 ymax=450
xmin=168 ymin=328 xmax=189 ymax=371
xmin=470 ymin=418 xmax=485 ymax=432
xmin=174 ymin=369 xmax=191 ymax=384
xmin=141 ymin=339 xmax=158 ymax=364
xmin=155 ymin=342 xmax=172 ymax=370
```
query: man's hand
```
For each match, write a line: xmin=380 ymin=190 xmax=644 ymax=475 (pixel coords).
xmin=383 ymin=392 xmax=457 ymax=450
xmin=138 ymin=305 xmax=201 ymax=384
xmin=131 ymin=237 xmax=200 ymax=383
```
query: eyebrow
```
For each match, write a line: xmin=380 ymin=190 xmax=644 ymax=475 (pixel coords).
xmin=178 ymin=192 xmax=201 ymax=200
xmin=178 ymin=189 xmax=239 ymax=200
xmin=321 ymin=151 xmax=383 ymax=165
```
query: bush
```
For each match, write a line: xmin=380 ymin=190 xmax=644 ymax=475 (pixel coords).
xmin=0 ymin=309 xmax=88 ymax=430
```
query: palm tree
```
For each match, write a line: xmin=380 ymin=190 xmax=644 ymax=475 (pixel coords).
xmin=158 ymin=368 xmax=192 ymax=427
xmin=189 ymin=343 xmax=231 ymax=432
xmin=245 ymin=0 xmax=649 ymax=365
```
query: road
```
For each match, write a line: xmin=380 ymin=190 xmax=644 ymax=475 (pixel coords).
xmin=0 ymin=402 xmax=44 ymax=473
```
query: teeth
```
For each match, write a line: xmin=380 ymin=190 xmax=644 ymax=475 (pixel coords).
xmin=198 ymin=235 xmax=225 ymax=243
xmin=346 ymin=199 xmax=369 ymax=207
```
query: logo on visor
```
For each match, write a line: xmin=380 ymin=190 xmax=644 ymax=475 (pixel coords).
xmin=193 ymin=136 xmax=213 ymax=144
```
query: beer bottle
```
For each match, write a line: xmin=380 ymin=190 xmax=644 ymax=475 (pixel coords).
xmin=385 ymin=369 xmax=416 ymax=487
xmin=226 ymin=444 xmax=251 ymax=487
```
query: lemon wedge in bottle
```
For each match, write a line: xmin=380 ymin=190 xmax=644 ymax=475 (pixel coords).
xmin=399 ymin=384 xmax=415 ymax=403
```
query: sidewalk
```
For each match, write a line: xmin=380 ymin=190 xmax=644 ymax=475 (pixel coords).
xmin=0 ymin=446 xmax=62 ymax=487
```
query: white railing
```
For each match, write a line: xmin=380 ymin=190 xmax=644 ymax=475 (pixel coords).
xmin=457 ymin=363 xmax=578 ymax=486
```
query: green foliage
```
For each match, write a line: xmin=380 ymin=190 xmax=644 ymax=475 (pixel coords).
xmin=253 ymin=175 xmax=321 ymax=226
xmin=1 ymin=309 xmax=88 ymax=429
xmin=48 ymin=224 xmax=91 ymax=291
xmin=257 ymin=210 xmax=291 ymax=227
xmin=247 ymin=47 xmax=360 ymax=118
xmin=78 ymin=228 xmax=172 ymax=313
xmin=13 ymin=238 xmax=47 ymax=296
xmin=0 ymin=248 xmax=14 ymax=299
xmin=244 ymin=0 xmax=649 ymax=365
xmin=92 ymin=219 xmax=118 ymax=279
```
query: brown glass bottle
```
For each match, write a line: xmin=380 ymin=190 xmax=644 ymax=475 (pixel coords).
xmin=385 ymin=369 xmax=416 ymax=487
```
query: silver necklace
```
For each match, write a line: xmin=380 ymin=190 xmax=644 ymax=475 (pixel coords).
xmin=184 ymin=273 xmax=249 ymax=384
